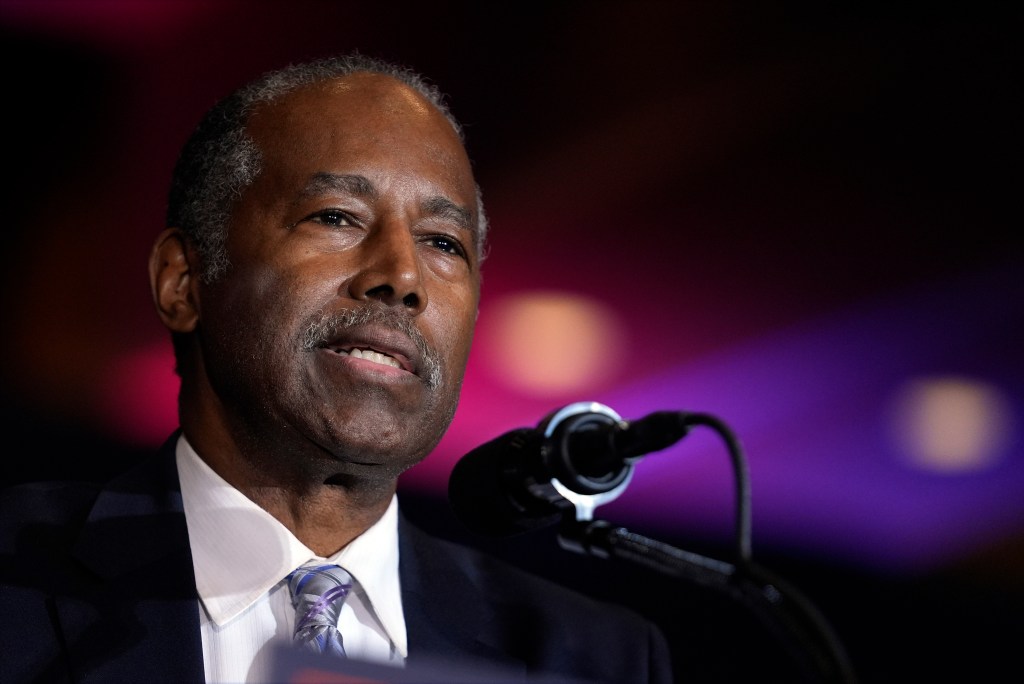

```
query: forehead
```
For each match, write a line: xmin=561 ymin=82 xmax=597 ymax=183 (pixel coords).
xmin=246 ymin=73 xmax=473 ymax=184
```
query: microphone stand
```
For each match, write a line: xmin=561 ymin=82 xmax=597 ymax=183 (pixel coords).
xmin=554 ymin=413 xmax=858 ymax=684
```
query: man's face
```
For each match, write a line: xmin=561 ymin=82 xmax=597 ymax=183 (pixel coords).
xmin=194 ymin=73 xmax=481 ymax=481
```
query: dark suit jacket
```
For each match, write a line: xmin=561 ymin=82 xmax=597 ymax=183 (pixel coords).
xmin=0 ymin=433 xmax=672 ymax=683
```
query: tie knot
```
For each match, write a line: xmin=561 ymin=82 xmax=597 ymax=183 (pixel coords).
xmin=287 ymin=562 xmax=353 ymax=657
xmin=288 ymin=562 xmax=353 ymax=599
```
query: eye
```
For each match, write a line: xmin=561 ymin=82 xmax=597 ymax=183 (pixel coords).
xmin=305 ymin=208 xmax=358 ymax=227
xmin=425 ymin=234 xmax=469 ymax=259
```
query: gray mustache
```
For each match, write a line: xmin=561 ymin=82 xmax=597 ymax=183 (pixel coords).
xmin=301 ymin=304 xmax=442 ymax=390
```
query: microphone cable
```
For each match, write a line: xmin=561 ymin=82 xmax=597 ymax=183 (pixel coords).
xmin=555 ymin=409 xmax=856 ymax=684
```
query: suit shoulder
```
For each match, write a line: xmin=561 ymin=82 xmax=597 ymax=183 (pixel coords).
xmin=449 ymin=532 xmax=646 ymax=619
xmin=1 ymin=479 xmax=100 ymax=521
xmin=399 ymin=516 xmax=674 ymax=683
xmin=0 ymin=480 xmax=100 ymax=557
xmin=401 ymin=512 xmax=650 ymax=620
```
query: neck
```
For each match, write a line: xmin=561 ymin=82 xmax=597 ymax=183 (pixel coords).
xmin=181 ymin=422 xmax=399 ymax=557
xmin=244 ymin=480 xmax=394 ymax=556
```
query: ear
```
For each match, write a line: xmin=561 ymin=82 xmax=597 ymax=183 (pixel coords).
xmin=149 ymin=227 xmax=200 ymax=333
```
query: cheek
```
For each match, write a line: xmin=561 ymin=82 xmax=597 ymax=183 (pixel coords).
xmin=206 ymin=264 xmax=311 ymax=352
xmin=218 ymin=268 xmax=280 ymax=325
xmin=432 ymin=291 xmax=479 ymax=369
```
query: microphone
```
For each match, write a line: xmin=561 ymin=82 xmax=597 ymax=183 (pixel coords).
xmin=448 ymin=402 xmax=691 ymax=537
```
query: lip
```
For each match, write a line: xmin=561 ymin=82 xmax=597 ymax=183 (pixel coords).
xmin=318 ymin=323 xmax=421 ymax=376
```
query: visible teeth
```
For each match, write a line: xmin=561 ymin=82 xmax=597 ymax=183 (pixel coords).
xmin=346 ymin=348 xmax=401 ymax=369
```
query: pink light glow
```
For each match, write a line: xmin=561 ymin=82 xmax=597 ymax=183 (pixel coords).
xmin=0 ymin=0 xmax=217 ymax=48
xmin=99 ymin=342 xmax=179 ymax=446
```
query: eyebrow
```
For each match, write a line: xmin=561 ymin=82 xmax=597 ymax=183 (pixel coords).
xmin=301 ymin=172 xmax=476 ymax=237
xmin=422 ymin=196 xmax=475 ymax=235
xmin=300 ymin=172 xmax=377 ymax=199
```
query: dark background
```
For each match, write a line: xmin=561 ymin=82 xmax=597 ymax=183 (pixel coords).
xmin=2 ymin=2 xmax=1022 ymax=681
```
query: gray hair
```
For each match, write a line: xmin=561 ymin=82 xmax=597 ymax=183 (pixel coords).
xmin=166 ymin=53 xmax=488 ymax=283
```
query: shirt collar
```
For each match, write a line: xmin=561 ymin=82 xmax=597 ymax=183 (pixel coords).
xmin=175 ymin=435 xmax=407 ymax=656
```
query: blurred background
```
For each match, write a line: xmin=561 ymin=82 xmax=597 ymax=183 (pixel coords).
xmin=2 ymin=1 xmax=1021 ymax=681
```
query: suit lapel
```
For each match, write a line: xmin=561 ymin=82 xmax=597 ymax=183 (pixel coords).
xmin=398 ymin=514 xmax=527 ymax=680
xmin=53 ymin=433 xmax=205 ymax=683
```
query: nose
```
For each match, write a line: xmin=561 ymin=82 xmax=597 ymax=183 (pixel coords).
xmin=346 ymin=221 xmax=427 ymax=315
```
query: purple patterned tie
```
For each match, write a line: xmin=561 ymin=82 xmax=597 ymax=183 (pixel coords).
xmin=287 ymin=561 xmax=353 ymax=658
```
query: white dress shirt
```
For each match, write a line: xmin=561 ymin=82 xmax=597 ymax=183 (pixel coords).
xmin=175 ymin=435 xmax=407 ymax=683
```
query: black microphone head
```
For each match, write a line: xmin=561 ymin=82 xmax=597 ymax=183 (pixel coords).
xmin=448 ymin=427 xmax=569 ymax=537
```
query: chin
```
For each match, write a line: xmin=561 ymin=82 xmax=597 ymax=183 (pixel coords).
xmin=322 ymin=402 xmax=452 ymax=457
xmin=319 ymin=429 xmax=434 ymax=469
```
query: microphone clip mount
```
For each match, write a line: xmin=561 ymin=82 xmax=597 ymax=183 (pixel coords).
xmin=539 ymin=402 xmax=634 ymax=522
